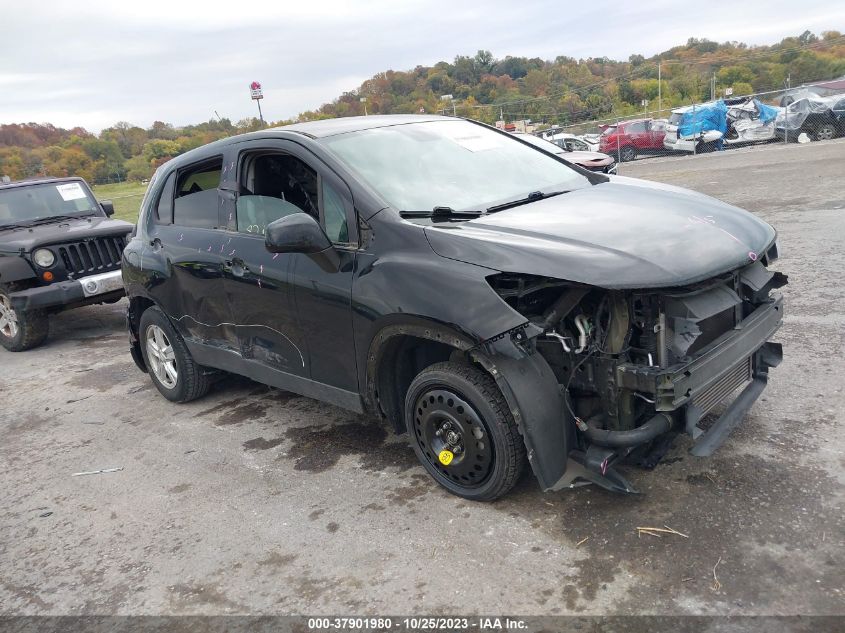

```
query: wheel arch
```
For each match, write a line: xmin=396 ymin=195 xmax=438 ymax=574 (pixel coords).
xmin=366 ymin=320 xmax=476 ymax=434
xmin=126 ymin=293 xmax=160 ymax=373
xmin=366 ymin=317 xmax=573 ymax=491
xmin=127 ymin=294 xmax=157 ymax=336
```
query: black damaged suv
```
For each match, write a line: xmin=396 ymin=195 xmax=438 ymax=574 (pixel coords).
xmin=0 ymin=177 xmax=133 ymax=351
xmin=123 ymin=115 xmax=785 ymax=501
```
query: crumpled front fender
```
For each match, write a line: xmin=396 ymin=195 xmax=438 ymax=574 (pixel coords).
xmin=472 ymin=335 xmax=571 ymax=491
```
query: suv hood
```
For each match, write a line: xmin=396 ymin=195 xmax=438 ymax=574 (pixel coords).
xmin=0 ymin=216 xmax=133 ymax=253
xmin=423 ymin=176 xmax=776 ymax=289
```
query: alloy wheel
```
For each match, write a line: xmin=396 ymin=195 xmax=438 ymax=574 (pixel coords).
xmin=412 ymin=388 xmax=494 ymax=488
xmin=145 ymin=324 xmax=178 ymax=389
xmin=0 ymin=295 xmax=19 ymax=339
xmin=816 ymin=125 xmax=835 ymax=141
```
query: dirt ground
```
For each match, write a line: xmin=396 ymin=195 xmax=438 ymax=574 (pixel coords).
xmin=1 ymin=139 xmax=843 ymax=617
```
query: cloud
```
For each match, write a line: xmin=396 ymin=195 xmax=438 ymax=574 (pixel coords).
xmin=0 ymin=0 xmax=842 ymax=131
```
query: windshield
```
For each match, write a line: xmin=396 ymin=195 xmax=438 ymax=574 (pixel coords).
xmin=0 ymin=181 xmax=99 ymax=227
xmin=320 ymin=120 xmax=590 ymax=212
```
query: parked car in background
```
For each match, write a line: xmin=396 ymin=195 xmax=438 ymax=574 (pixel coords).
xmin=723 ymin=98 xmax=780 ymax=146
xmin=541 ymin=131 xmax=600 ymax=152
xmin=664 ymin=106 xmax=694 ymax=151
xmin=776 ymin=91 xmax=845 ymax=141
xmin=598 ymin=119 xmax=666 ymax=161
xmin=665 ymin=99 xmax=781 ymax=153
xmin=0 ymin=177 xmax=133 ymax=351
xmin=123 ymin=114 xmax=785 ymax=502
xmin=516 ymin=132 xmax=616 ymax=173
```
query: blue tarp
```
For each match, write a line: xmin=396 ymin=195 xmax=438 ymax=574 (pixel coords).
xmin=679 ymin=100 xmax=728 ymax=137
xmin=754 ymin=99 xmax=779 ymax=124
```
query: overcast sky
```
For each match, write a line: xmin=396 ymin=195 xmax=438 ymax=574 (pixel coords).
xmin=1 ymin=0 xmax=842 ymax=132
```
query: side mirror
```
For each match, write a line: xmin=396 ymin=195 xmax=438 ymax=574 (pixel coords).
xmin=100 ymin=200 xmax=115 ymax=217
xmin=265 ymin=213 xmax=340 ymax=273
xmin=265 ymin=213 xmax=332 ymax=254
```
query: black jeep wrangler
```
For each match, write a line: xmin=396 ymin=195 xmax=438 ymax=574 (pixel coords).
xmin=123 ymin=115 xmax=785 ymax=501
xmin=0 ymin=177 xmax=134 ymax=351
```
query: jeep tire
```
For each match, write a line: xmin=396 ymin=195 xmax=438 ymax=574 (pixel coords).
xmin=139 ymin=305 xmax=211 ymax=403
xmin=405 ymin=361 xmax=526 ymax=501
xmin=0 ymin=285 xmax=49 ymax=352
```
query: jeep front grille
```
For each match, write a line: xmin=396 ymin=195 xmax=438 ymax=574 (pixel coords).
xmin=58 ymin=235 xmax=126 ymax=278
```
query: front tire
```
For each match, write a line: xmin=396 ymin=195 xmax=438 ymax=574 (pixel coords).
xmin=139 ymin=306 xmax=211 ymax=403
xmin=0 ymin=285 xmax=49 ymax=352
xmin=405 ymin=362 xmax=526 ymax=501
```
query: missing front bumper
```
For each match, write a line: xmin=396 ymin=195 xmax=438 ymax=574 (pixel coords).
xmin=615 ymin=295 xmax=784 ymax=454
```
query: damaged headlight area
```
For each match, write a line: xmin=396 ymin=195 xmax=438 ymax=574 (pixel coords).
xmin=487 ymin=259 xmax=786 ymax=492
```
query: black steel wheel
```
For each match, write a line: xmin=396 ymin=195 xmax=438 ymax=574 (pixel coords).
xmin=405 ymin=362 xmax=526 ymax=501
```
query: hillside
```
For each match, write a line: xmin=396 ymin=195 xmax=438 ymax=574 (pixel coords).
xmin=2 ymin=30 xmax=843 ymax=184
xmin=297 ymin=30 xmax=845 ymax=124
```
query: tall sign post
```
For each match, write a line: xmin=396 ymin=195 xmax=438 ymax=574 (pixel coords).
xmin=250 ymin=81 xmax=265 ymax=124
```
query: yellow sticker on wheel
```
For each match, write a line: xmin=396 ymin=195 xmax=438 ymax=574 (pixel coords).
xmin=438 ymin=450 xmax=454 ymax=466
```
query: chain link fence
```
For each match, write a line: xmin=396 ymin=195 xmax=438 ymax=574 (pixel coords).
xmin=527 ymin=80 xmax=845 ymax=173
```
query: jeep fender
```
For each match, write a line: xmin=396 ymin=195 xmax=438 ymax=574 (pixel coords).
xmin=0 ymin=255 xmax=36 ymax=285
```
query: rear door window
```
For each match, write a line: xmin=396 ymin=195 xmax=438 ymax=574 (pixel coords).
xmin=174 ymin=158 xmax=222 ymax=229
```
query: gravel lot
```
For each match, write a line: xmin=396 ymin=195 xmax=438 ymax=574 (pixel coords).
xmin=1 ymin=139 xmax=843 ymax=617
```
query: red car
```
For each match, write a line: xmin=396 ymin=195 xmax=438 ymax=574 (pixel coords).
xmin=599 ymin=119 xmax=666 ymax=162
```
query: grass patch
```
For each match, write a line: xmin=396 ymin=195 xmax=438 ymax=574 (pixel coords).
xmin=91 ymin=181 xmax=149 ymax=223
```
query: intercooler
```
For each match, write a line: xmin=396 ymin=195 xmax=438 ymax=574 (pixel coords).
xmin=690 ymin=355 xmax=752 ymax=415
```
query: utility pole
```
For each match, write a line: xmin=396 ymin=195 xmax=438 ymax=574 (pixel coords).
xmin=440 ymin=94 xmax=455 ymax=116
xmin=711 ymin=73 xmax=716 ymax=101
xmin=360 ymin=97 xmax=368 ymax=116
xmin=658 ymin=61 xmax=662 ymax=116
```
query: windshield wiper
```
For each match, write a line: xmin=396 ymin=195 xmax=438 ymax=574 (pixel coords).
xmin=28 ymin=213 xmax=95 ymax=226
xmin=486 ymin=189 xmax=570 ymax=213
xmin=400 ymin=206 xmax=485 ymax=221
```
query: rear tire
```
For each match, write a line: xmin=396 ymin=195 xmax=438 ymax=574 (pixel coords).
xmin=0 ymin=285 xmax=49 ymax=352
xmin=139 ymin=306 xmax=211 ymax=403
xmin=405 ymin=361 xmax=526 ymax=501
xmin=697 ymin=140 xmax=718 ymax=153
xmin=814 ymin=122 xmax=837 ymax=141
xmin=619 ymin=145 xmax=636 ymax=162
